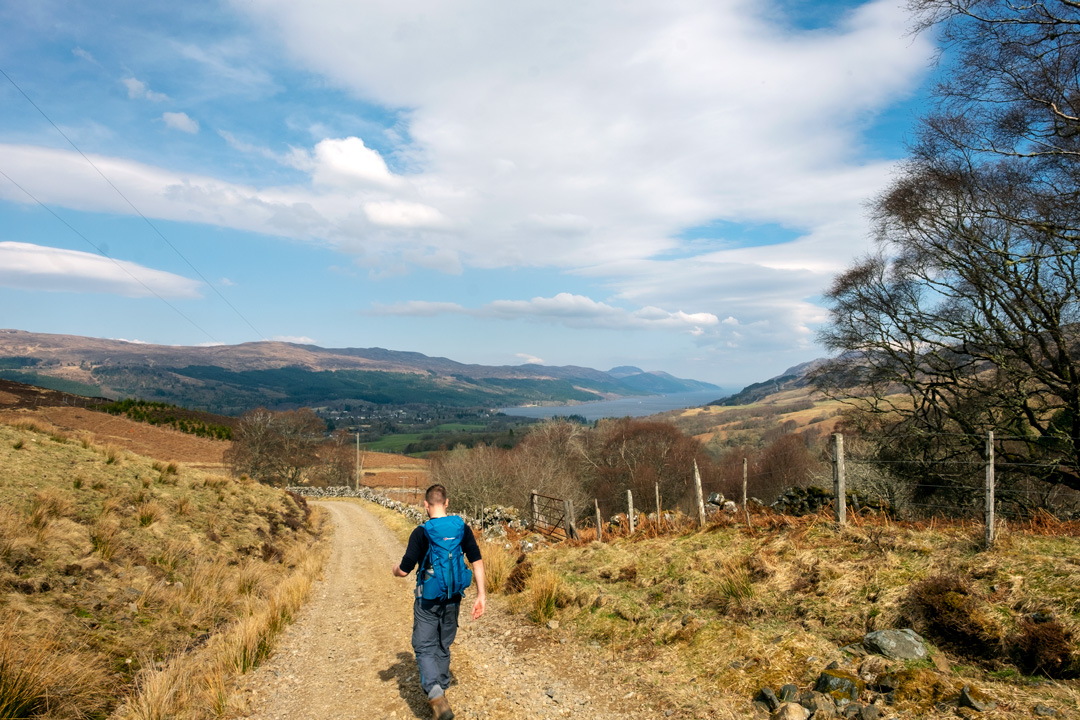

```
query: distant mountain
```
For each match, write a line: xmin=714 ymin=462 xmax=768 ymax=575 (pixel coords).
xmin=608 ymin=365 xmax=645 ymax=378
xmin=616 ymin=370 xmax=722 ymax=395
xmin=0 ymin=330 xmax=721 ymax=414
xmin=712 ymin=358 xmax=825 ymax=406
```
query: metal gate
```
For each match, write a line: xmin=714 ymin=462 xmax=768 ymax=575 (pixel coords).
xmin=529 ymin=491 xmax=577 ymax=540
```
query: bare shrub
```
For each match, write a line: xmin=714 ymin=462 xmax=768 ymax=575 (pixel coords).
xmin=905 ymin=574 xmax=1004 ymax=661
xmin=1011 ymin=619 xmax=1079 ymax=679
xmin=504 ymin=558 xmax=533 ymax=594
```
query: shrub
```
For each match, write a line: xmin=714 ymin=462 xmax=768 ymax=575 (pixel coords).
xmin=906 ymin=574 xmax=1003 ymax=661
xmin=504 ymin=558 xmax=533 ymax=594
xmin=1011 ymin=619 xmax=1079 ymax=679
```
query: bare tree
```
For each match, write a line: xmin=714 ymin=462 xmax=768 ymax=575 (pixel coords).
xmin=225 ymin=408 xmax=325 ymax=486
xmin=815 ymin=0 xmax=1080 ymax=500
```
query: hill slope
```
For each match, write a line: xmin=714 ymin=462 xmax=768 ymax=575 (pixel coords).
xmin=0 ymin=419 xmax=327 ymax=718
xmin=0 ymin=330 xmax=720 ymax=414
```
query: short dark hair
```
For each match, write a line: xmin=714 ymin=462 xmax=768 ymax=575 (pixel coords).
xmin=425 ymin=484 xmax=448 ymax=504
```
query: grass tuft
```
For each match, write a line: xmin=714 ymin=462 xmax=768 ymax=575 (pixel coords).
xmin=478 ymin=540 xmax=514 ymax=594
xmin=0 ymin=619 xmax=108 ymax=719
xmin=526 ymin=567 xmax=562 ymax=624
xmin=136 ymin=501 xmax=165 ymax=527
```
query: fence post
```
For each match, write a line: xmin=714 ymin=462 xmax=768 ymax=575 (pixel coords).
xmin=985 ymin=431 xmax=995 ymax=549
xmin=531 ymin=489 xmax=539 ymax=531
xmin=742 ymin=457 xmax=748 ymax=510
xmin=595 ymin=498 xmax=602 ymax=541
xmin=564 ymin=499 xmax=578 ymax=540
xmin=742 ymin=457 xmax=751 ymax=526
xmin=627 ymin=490 xmax=635 ymax=533
xmin=654 ymin=482 xmax=661 ymax=528
xmin=833 ymin=433 xmax=846 ymax=526
xmin=693 ymin=460 xmax=706 ymax=527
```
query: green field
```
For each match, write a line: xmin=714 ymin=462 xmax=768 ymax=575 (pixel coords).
xmin=363 ymin=433 xmax=426 ymax=452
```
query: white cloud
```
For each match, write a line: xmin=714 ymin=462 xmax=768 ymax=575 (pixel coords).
xmin=515 ymin=353 xmax=544 ymax=364
xmin=374 ymin=292 xmax=718 ymax=333
xmin=3 ymin=0 xmax=938 ymax=369
xmin=270 ymin=335 xmax=316 ymax=344
xmin=72 ymin=47 xmax=100 ymax=66
xmin=162 ymin=112 xmax=199 ymax=134
xmin=0 ymin=242 xmax=202 ymax=298
xmin=122 ymin=77 xmax=169 ymax=102
xmin=311 ymin=137 xmax=400 ymax=188
xmin=363 ymin=200 xmax=446 ymax=228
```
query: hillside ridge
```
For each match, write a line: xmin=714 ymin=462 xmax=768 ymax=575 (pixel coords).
xmin=0 ymin=329 xmax=720 ymax=413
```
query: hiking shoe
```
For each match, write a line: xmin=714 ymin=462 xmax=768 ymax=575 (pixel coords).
xmin=430 ymin=694 xmax=454 ymax=720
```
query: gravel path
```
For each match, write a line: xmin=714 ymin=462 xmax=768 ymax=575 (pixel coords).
xmin=236 ymin=500 xmax=672 ymax=720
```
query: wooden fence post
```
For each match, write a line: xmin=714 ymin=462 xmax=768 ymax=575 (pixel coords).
xmin=531 ymin=489 xmax=539 ymax=531
xmin=595 ymin=498 xmax=602 ymax=541
xmin=564 ymin=499 xmax=578 ymax=540
xmin=742 ymin=457 xmax=751 ymax=527
xmin=693 ymin=460 xmax=706 ymax=527
xmin=654 ymin=482 xmax=661 ymax=528
xmin=985 ymin=431 xmax=995 ymax=549
xmin=742 ymin=457 xmax=748 ymax=509
xmin=627 ymin=490 xmax=635 ymax=533
xmin=833 ymin=433 xmax=846 ymax=526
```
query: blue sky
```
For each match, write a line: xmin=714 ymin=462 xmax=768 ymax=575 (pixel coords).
xmin=0 ymin=0 xmax=937 ymax=388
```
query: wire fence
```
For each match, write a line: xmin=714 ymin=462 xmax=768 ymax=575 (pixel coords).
xmin=526 ymin=432 xmax=1080 ymax=551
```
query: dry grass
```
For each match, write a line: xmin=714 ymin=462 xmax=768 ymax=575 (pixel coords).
xmin=137 ymin=500 xmax=166 ymax=527
xmin=496 ymin=508 xmax=1080 ymax=717
xmin=0 ymin=419 xmax=330 ymax=720
xmin=0 ymin=617 xmax=110 ymax=719
xmin=102 ymin=443 xmax=123 ymax=465
xmin=524 ymin=567 xmax=562 ymax=624
xmin=478 ymin=539 xmax=514 ymax=594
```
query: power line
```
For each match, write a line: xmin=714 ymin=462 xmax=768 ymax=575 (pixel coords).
xmin=0 ymin=168 xmax=221 ymax=344
xmin=0 ymin=65 xmax=266 ymax=341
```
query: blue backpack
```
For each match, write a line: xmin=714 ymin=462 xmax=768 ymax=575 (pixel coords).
xmin=417 ymin=515 xmax=474 ymax=601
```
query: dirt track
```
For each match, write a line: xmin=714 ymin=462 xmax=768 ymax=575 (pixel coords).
xmin=236 ymin=501 xmax=669 ymax=720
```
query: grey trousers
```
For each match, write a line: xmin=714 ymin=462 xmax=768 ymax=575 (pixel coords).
xmin=412 ymin=598 xmax=461 ymax=699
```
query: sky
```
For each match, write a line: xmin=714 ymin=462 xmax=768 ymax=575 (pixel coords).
xmin=0 ymin=0 xmax=938 ymax=389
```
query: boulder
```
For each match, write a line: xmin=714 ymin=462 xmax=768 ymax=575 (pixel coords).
xmin=799 ymin=691 xmax=836 ymax=719
xmin=724 ymin=500 xmax=739 ymax=513
xmin=772 ymin=703 xmax=810 ymax=720
xmin=779 ymin=684 xmax=799 ymax=703
xmin=755 ymin=687 xmax=780 ymax=712
xmin=958 ymin=685 xmax=996 ymax=713
xmin=858 ymin=705 xmax=881 ymax=720
xmin=862 ymin=629 xmax=927 ymax=661
xmin=814 ymin=669 xmax=864 ymax=703
xmin=707 ymin=492 xmax=726 ymax=506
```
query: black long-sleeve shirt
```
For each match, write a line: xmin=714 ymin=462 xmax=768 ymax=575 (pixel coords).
xmin=398 ymin=521 xmax=482 ymax=575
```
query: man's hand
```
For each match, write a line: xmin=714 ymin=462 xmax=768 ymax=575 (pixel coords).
xmin=471 ymin=559 xmax=487 ymax=619
xmin=392 ymin=563 xmax=408 ymax=577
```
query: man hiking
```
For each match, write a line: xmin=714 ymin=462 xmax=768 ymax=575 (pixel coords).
xmin=392 ymin=484 xmax=486 ymax=720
